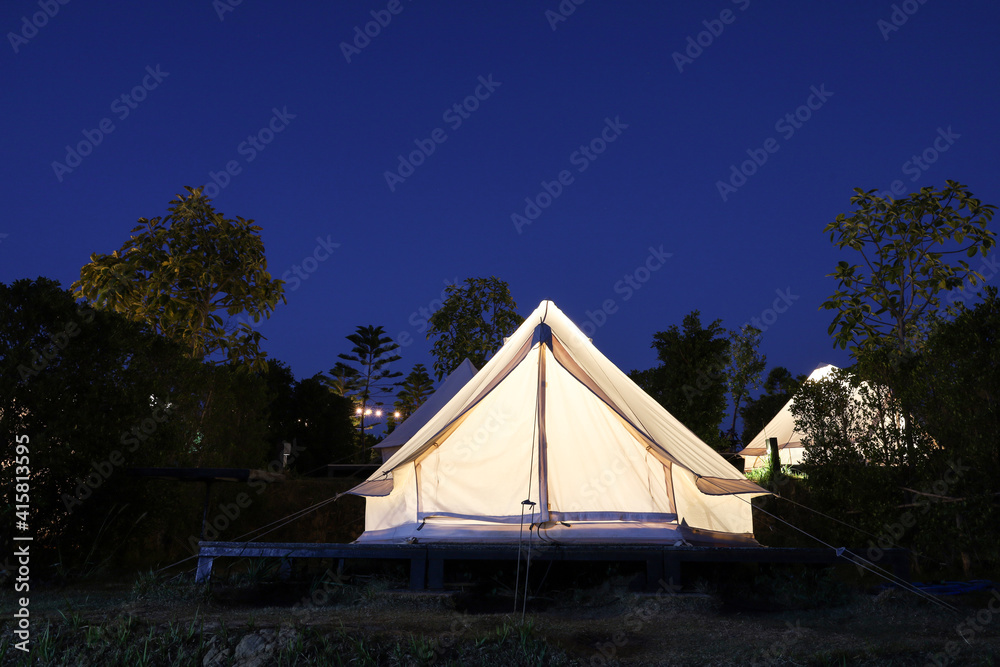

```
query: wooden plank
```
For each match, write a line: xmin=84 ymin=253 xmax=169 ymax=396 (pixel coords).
xmin=409 ymin=550 xmax=427 ymax=590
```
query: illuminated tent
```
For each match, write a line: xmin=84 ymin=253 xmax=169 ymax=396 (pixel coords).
xmin=740 ymin=364 xmax=838 ymax=469
xmin=348 ymin=300 xmax=766 ymax=545
xmin=373 ymin=359 xmax=478 ymax=463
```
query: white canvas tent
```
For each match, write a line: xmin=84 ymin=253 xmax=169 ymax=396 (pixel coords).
xmin=740 ymin=364 xmax=838 ymax=470
xmin=373 ymin=359 xmax=478 ymax=463
xmin=347 ymin=300 xmax=766 ymax=546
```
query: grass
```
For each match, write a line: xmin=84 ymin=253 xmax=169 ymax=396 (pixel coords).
xmin=2 ymin=565 xmax=1000 ymax=665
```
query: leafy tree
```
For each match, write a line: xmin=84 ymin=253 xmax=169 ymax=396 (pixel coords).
xmin=263 ymin=362 xmax=356 ymax=472
xmin=322 ymin=361 xmax=362 ymax=398
xmin=723 ymin=325 xmax=766 ymax=444
xmin=738 ymin=366 xmax=804 ymax=444
xmin=427 ymin=276 xmax=523 ymax=380
xmin=387 ymin=363 xmax=435 ymax=434
xmin=822 ymin=181 xmax=995 ymax=466
xmin=72 ymin=187 xmax=286 ymax=371
xmin=629 ymin=311 xmax=730 ymax=450
xmin=822 ymin=181 xmax=995 ymax=357
xmin=336 ymin=325 xmax=402 ymax=456
xmin=0 ymin=278 xmax=269 ymax=571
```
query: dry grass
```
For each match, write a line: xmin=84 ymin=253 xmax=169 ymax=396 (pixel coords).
xmin=3 ymin=566 xmax=1000 ymax=666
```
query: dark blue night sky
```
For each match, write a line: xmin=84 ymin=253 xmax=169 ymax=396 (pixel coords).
xmin=4 ymin=1 xmax=998 ymax=394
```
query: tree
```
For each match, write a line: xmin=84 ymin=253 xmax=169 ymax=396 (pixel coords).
xmin=336 ymin=325 xmax=402 ymax=456
xmin=387 ymin=363 xmax=435 ymax=433
xmin=426 ymin=276 xmax=523 ymax=380
xmin=0 ymin=278 xmax=270 ymax=572
xmin=322 ymin=361 xmax=362 ymax=398
xmin=822 ymin=181 xmax=995 ymax=357
xmin=629 ymin=311 xmax=730 ymax=450
xmin=723 ymin=325 xmax=766 ymax=445
xmin=72 ymin=187 xmax=286 ymax=372
xmin=822 ymin=181 xmax=995 ymax=466
xmin=738 ymin=366 xmax=804 ymax=444
xmin=263 ymin=361 xmax=356 ymax=472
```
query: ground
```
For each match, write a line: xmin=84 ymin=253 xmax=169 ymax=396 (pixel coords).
xmin=2 ymin=563 xmax=999 ymax=666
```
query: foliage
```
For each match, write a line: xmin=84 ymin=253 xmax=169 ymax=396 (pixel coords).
xmin=387 ymin=363 xmax=435 ymax=434
xmin=426 ymin=276 xmax=523 ymax=380
xmin=822 ymin=181 xmax=995 ymax=357
xmin=264 ymin=361 xmax=356 ymax=472
xmin=321 ymin=361 xmax=361 ymax=398
xmin=630 ymin=310 xmax=730 ymax=450
xmin=723 ymin=325 xmax=766 ymax=444
xmin=72 ymin=187 xmax=286 ymax=371
xmin=738 ymin=366 xmax=804 ymax=444
xmin=789 ymin=305 xmax=1000 ymax=572
xmin=0 ymin=278 xmax=270 ymax=572
xmin=336 ymin=325 xmax=402 ymax=457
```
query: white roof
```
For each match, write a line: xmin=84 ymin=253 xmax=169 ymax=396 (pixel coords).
xmin=740 ymin=364 xmax=838 ymax=467
xmin=373 ymin=359 xmax=478 ymax=452
xmin=349 ymin=300 xmax=765 ymax=545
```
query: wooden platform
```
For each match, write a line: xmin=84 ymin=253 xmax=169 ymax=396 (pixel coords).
xmin=195 ymin=541 xmax=910 ymax=590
